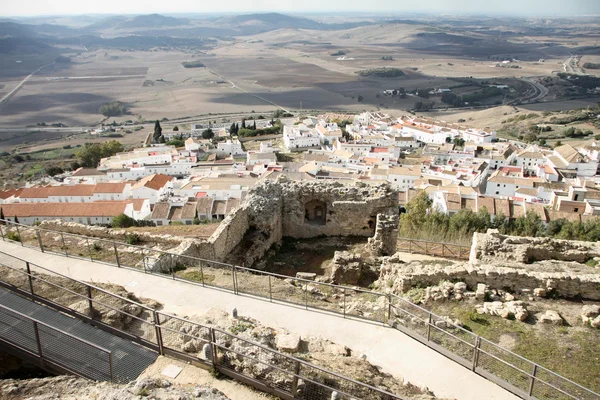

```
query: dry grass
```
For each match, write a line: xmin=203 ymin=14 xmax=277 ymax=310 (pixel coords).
xmin=124 ymin=223 xmax=221 ymax=238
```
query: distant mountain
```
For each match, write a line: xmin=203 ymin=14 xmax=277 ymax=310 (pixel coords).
xmin=211 ymin=13 xmax=372 ymax=35
xmin=0 ymin=22 xmax=37 ymax=38
xmin=117 ymin=14 xmax=189 ymax=29
xmin=0 ymin=36 xmax=56 ymax=54
xmin=83 ymin=16 xmax=128 ymax=31
xmin=28 ymin=23 xmax=81 ymax=38
xmin=218 ymin=13 xmax=323 ymax=30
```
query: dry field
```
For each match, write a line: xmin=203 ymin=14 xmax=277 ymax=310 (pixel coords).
xmin=1 ymin=21 xmax=598 ymax=141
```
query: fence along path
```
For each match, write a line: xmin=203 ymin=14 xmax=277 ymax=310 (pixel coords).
xmin=0 ymin=288 xmax=157 ymax=383
xmin=396 ymin=238 xmax=471 ymax=260
xmin=0 ymin=251 xmax=406 ymax=400
xmin=0 ymin=221 xmax=598 ymax=400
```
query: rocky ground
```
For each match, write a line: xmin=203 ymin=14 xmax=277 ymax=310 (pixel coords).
xmin=0 ymin=265 xmax=445 ymax=399
xmin=0 ymin=376 xmax=230 ymax=400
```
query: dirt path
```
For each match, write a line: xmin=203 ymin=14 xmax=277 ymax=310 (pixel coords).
xmin=139 ymin=356 xmax=275 ymax=400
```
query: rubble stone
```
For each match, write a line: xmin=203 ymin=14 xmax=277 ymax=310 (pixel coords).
xmin=539 ymin=310 xmax=564 ymax=326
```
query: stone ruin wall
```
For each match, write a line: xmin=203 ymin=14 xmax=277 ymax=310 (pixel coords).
xmin=141 ymin=179 xmax=399 ymax=271
xmin=379 ymin=258 xmax=600 ymax=300
xmin=380 ymin=231 xmax=600 ymax=300
xmin=38 ymin=221 xmax=183 ymax=246
xmin=470 ymin=230 xmax=600 ymax=266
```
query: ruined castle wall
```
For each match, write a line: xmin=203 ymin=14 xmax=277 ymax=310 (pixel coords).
xmin=39 ymin=221 xmax=182 ymax=246
xmin=208 ymin=206 xmax=250 ymax=261
xmin=470 ymin=231 xmax=600 ymax=265
xmin=379 ymin=259 xmax=600 ymax=300
xmin=279 ymin=181 xmax=398 ymax=239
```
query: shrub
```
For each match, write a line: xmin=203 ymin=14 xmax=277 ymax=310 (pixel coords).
xmin=111 ymin=214 xmax=135 ymax=228
xmin=124 ymin=233 xmax=140 ymax=245
xmin=99 ymin=101 xmax=125 ymax=117
xmin=356 ymin=68 xmax=404 ymax=78
xmin=181 ymin=60 xmax=205 ymax=68
xmin=7 ymin=231 xmax=20 ymax=242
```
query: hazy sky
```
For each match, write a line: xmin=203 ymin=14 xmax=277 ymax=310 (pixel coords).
xmin=2 ymin=0 xmax=599 ymax=17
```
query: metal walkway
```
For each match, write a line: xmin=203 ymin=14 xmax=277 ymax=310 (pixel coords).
xmin=0 ymin=287 xmax=157 ymax=383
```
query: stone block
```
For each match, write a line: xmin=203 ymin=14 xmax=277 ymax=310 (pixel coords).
xmin=276 ymin=334 xmax=301 ymax=353
xmin=296 ymin=272 xmax=317 ymax=280
xmin=539 ymin=310 xmax=563 ymax=326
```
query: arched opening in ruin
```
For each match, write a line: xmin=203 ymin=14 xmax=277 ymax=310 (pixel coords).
xmin=304 ymin=199 xmax=327 ymax=225
xmin=367 ymin=217 xmax=376 ymax=232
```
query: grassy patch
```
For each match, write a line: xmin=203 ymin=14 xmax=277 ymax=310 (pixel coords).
xmin=430 ymin=303 xmax=600 ymax=393
xmin=177 ymin=270 xmax=215 ymax=284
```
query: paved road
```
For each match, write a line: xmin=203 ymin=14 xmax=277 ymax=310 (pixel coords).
xmin=0 ymin=241 xmax=518 ymax=400
xmin=0 ymin=62 xmax=56 ymax=106
xmin=521 ymin=77 xmax=549 ymax=103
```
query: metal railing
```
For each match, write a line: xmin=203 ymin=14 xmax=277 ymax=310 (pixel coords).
xmin=0 ymin=220 xmax=598 ymax=400
xmin=397 ymin=237 xmax=471 ymax=260
xmin=0 ymin=303 xmax=113 ymax=382
xmin=0 ymin=252 xmax=405 ymax=400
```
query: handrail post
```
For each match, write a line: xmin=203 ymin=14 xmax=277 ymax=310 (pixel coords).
xmin=343 ymin=288 xmax=346 ymax=318
xmin=387 ymin=293 xmax=392 ymax=325
xmin=26 ymin=261 xmax=34 ymax=294
xmin=409 ymin=240 xmax=412 ymax=253
xmin=114 ymin=243 xmax=120 ymax=267
xmin=209 ymin=327 xmax=218 ymax=367
xmin=232 ymin=265 xmax=237 ymax=294
xmin=0 ymin=222 xmax=4 ymax=240
xmin=304 ymin=280 xmax=308 ymax=310
xmin=61 ymin=233 xmax=68 ymax=256
xmin=425 ymin=240 xmax=428 ymax=255
xmin=153 ymin=311 xmax=164 ymax=355
xmin=33 ymin=321 xmax=44 ymax=367
xmin=200 ymin=262 xmax=205 ymax=286
xmin=108 ymin=352 xmax=114 ymax=383
xmin=36 ymin=230 xmax=44 ymax=252
xmin=141 ymin=249 xmax=146 ymax=272
xmin=528 ymin=364 xmax=538 ymax=397
xmin=268 ymin=275 xmax=272 ymax=302
xmin=86 ymin=285 xmax=94 ymax=316
xmin=16 ymin=224 xmax=23 ymax=246
xmin=291 ymin=360 xmax=301 ymax=396
xmin=86 ymin=238 xmax=93 ymax=261
xmin=472 ymin=337 xmax=481 ymax=371
xmin=427 ymin=313 xmax=432 ymax=341
xmin=442 ymin=244 xmax=445 ymax=258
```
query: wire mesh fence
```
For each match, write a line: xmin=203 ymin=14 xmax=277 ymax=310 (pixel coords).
xmin=0 ymin=251 xmax=407 ymax=400
xmin=0 ymin=221 xmax=599 ymax=400
xmin=0 ymin=305 xmax=113 ymax=382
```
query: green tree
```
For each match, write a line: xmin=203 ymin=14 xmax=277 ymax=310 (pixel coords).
xmin=166 ymin=139 xmax=185 ymax=147
xmin=46 ymin=166 xmax=64 ymax=176
xmin=153 ymin=120 xmax=162 ymax=143
xmin=111 ymin=214 xmax=136 ymax=228
xmin=252 ymin=120 xmax=257 ymax=130
xmin=554 ymin=140 xmax=563 ymax=148
xmin=75 ymin=141 xmax=124 ymax=168
xmin=399 ymin=192 xmax=431 ymax=236
xmin=193 ymin=210 xmax=200 ymax=225
xmin=173 ymin=125 xmax=179 ymax=131
xmin=99 ymin=101 xmax=125 ymax=117
xmin=202 ymin=129 xmax=215 ymax=140
xmin=453 ymin=137 xmax=466 ymax=147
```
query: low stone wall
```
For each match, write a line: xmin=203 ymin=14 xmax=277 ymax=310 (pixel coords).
xmin=377 ymin=257 xmax=600 ymax=300
xmin=38 ymin=221 xmax=183 ymax=246
xmin=470 ymin=230 xmax=600 ymax=265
